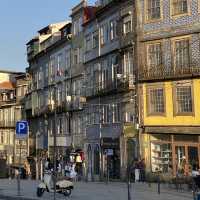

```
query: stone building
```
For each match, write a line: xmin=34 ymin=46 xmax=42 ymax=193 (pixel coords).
xmin=137 ymin=0 xmax=200 ymax=176
xmin=0 ymin=70 xmax=28 ymax=174
xmin=83 ymin=0 xmax=136 ymax=180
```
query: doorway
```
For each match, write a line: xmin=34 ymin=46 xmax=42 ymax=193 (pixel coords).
xmin=175 ymin=145 xmax=199 ymax=175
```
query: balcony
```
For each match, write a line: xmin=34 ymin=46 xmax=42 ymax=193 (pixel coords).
xmin=139 ymin=65 xmax=200 ymax=82
xmin=86 ymin=75 xmax=135 ymax=98
xmin=63 ymin=96 xmax=86 ymax=111
xmin=0 ymin=121 xmax=15 ymax=128
xmin=0 ymin=99 xmax=16 ymax=107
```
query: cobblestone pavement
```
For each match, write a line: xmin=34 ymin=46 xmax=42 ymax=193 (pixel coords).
xmin=0 ymin=179 xmax=194 ymax=200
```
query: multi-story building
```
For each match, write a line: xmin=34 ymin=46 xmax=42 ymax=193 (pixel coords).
xmin=83 ymin=0 xmax=136 ymax=180
xmin=138 ymin=0 xmax=200 ymax=176
xmin=26 ymin=21 xmax=72 ymax=163
xmin=0 ymin=70 xmax=28 ymax=173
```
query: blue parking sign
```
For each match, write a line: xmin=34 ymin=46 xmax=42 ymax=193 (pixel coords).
xmin=16 ymin=121 xmax=28 ymax=138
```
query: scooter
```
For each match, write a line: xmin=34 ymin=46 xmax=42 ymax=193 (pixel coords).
xmin=37 ymin=171 xmax=74 ymax=198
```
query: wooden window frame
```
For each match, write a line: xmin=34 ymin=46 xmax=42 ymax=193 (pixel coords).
xmin=172 ymin=81 xmax=194 ymax=116
xmin=144 ymin=0 xmax=163 ymax=23
xmin=146 ymin=84 xmax=166 ymax=116
xmin=146 ymin=40 xmax=163 ymax=71
xmin=170 ymin=0 xmax=191 ymax=18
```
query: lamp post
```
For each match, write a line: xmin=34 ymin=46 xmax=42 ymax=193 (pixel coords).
xmin=53 ymin=84 xmax=57 ymax=200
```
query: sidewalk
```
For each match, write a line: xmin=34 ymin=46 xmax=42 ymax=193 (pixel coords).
xmin=0 ymin=179 xmax=194 ymax=200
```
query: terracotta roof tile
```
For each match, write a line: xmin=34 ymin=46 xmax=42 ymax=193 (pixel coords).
xmin=0 ymin=81 xmax=15 ymax=89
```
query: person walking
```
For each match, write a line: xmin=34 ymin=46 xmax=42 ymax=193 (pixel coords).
xmin=139 ymin=158 xmax=146 ymax=182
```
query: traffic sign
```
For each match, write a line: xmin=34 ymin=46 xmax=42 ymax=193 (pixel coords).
xmin=16 ymin=121 xmax=28 ymax=139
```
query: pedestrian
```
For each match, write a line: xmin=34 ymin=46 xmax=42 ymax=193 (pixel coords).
xmin=134 ymin=160 xmax=140 ymax=182
xmin=138 ymin=158 xmax=146 ymax=182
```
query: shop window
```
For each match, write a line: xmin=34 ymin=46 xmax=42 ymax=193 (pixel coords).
xmin=147 ymin=42 xmax=162 ymax=70
xmin=151 ymin=134 xmax=171 ymax=142
xmin=146 ymin=0 xmax=161 ymax=21
xmin=174 ymin=38 xmax=190 ymax=69
xmin=175 ymin=86 xmax=193 ymax=114
xmin=147 ymin=87 xmax=165 ymax=115
xmin=151 ymin=143 xmax=172 ymax=173
xmin=172 ymin=0 xmax=188 ymax=16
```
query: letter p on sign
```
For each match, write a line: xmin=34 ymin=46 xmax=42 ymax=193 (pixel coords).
xmin=16 ymin=121 xmax=28 ymax=139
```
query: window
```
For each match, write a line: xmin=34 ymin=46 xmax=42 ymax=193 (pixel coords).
xmin=124 ymin=51 xmax=133 ymax=75
xmin=112 ymin=104 xmax=121 ymax=123
xmin=58 ymin=118 xmax=63 ymax=134
xmin=148 ymin=87 xmax=165 ymax=114
xmin=92 ymin=31 xmax=99 ymax=49
xmin=73 ymin=48 xmax=79 ymax=65
xmin=103 ymin=105 xmax=110 ymax=124
xmin=174 ymin=38 xmax=190 ymax=69
xmin=123 ymin=15 xmax=132 ymax=34
xmin=172 ymin=0 xmax=188 ymax=15
xmin=124 ymin=112 xmax=135 ymax=123
xmin=147 ymin=43 xmax=162 ymax=69
xmin=73 ymin=17 xmax=82 ymax=35
xmin=110 ymin=20 xmax=117 ymax=40
xmin=175 ymin=86 xmax=193 ymax=114
xmin=147 ymin=0 xmax=161 ymax=20
xmin=85 ymin=35 xmax=92 ymax=52
xmin=100 ymin=24 xmax=108 ymax=45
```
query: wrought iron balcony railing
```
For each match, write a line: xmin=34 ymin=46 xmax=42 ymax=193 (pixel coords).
xmin=139 ymin=66 xmax=200 ymax=81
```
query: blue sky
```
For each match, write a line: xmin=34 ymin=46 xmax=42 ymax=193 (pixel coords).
xmin=0 ymin=0 xmax=95 ymax=72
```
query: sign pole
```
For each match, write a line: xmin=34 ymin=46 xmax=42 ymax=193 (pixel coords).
xmin=17 ymin=140 xmax=22 ymax=196
xmin=16 ymin=121 xmax=28 ymax=197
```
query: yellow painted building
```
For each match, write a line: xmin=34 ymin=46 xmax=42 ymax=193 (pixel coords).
xmin=140 ymin=79 xmax=200 ymax=176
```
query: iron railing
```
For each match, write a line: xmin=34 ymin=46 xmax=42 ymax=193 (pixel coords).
xmin=139 ymin=66 xmax=200 ymax=81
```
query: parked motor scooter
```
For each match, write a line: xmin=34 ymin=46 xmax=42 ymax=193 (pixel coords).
xmin=37 ymin=171 xmax=74 ymax=198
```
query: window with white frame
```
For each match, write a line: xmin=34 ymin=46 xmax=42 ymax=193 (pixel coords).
xmin=124 ymin=51 xmax=133 ymax=75
xmin=103 ymin=105 xmax=110 ymax=124
xmin=147 ymin=43 xmax=162 ymax=69
xmin=174 ymin=38 xmax=190 ymax=69
xmin=172 ymin=0 xmax=188 ymax=15
xmin=147 ymin=0 xmax=161 ymax=20
xmin=100 ymin=24 xmax=108 ymax=45
xmin=123 ymin=15 xmax=132 ymax=34
xmin=112 ymin=103 xmax=121 ymax=123
xmin=148 ymin=87 xmax=165 ymax=114
xmin=124 ymin=112 xmax=135 ymax=123
xmin=110 ymin=20 xmax=117 ymax=40
xmin=175 ymin=85 xmax=193 ymax=114
xmin=73 ymin=17 xmax=82 ymax=36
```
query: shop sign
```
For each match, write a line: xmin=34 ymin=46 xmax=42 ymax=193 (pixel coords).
xmin=100 ymin=138 xmax=119 ymax=149
xmin=124 ymin=124 xmax=138 ymax=138
xmin=104 ymin=149 xmax=113 ymax=156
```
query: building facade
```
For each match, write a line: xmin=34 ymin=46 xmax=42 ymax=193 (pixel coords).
xmin=0 ymin=70 xmax=28 ymax=176
xmin=26 ymin=22 xmax=73 ymax=178
xmin=83 ymin=0 xmax=136 ymax=180
xmin=138 ymin=0 xmax=200 ymax=177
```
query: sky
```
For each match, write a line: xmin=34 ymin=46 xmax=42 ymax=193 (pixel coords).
xmin=0 ymin=0 xmax=95 ymax=72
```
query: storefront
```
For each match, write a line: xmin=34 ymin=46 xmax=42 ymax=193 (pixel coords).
xmin=100 ymin=138 xmax=120 ymax=179
xmin=144 ymin=133 xmax=200 ymax=176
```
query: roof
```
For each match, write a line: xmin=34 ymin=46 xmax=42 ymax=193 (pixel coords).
xmin=0 ymin=81 xmax=15 ymax=90
xmin=0 ymin=69 xmax=24 ymax=74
